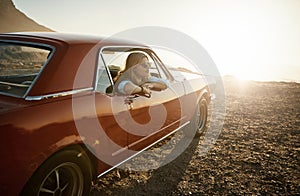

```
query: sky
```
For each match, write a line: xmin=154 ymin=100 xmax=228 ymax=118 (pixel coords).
xmin=12 ymin=0 xmax=300 ymax=82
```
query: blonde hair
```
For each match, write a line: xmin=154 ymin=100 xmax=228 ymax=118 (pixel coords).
xmin=123 ymin=52 xmax=148 ymax=72
xmin=114 ymin=52 xmax=149 ymax=83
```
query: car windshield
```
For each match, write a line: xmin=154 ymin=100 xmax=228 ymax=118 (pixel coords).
xmin=0 ymin=42 xmax=51 ymax=98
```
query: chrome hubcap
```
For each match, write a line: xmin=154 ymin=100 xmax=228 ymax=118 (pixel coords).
xmin=38 ymin=163 xmax=83 ymax=196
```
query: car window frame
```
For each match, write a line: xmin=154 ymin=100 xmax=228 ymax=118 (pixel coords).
xmin=0 ymin=40 xmax=55 ymax=99
xmin=94 ymin=47 xmax=114 ymax=94
xmin=147 ymin=49 xmax=174 ymax=82
xmin=97 ymin=46 xmax=174 ymax=95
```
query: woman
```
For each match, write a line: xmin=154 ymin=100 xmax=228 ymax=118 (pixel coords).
xmin=114 ymin=52 xmax=169 ymax=96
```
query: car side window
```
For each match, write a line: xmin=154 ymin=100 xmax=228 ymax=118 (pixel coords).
xmin=101 ymin=47 xmax=168 ymax=80
xmin=95 ymin=56 xmax=112 ymax=93
xmin=149 ymin=56 xmax=167 ymax=80
xmin=99 ymin=47 xmax=172 ymax=94
xmin=0 ymin=42 xmax=52 ymax=98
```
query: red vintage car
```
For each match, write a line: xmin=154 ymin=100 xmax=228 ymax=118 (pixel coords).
xmin=0 ymin=32 xmax=212 ymax=195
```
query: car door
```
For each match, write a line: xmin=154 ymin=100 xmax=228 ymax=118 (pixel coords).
xmin=79 ymin=58 xmax=130 ymax=168
xmin=98 ymin=47 xmax=187 ymax=156
xmin=124 ymin=50 xmax=186 ymax=152
xmin=125 ymin=82 xmax=185 ymax=152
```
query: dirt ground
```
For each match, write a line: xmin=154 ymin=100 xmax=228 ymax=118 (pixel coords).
xmin=91 ymin=78 xmax=300 ymax=195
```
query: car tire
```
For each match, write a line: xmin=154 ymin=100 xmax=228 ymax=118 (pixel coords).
xmin=196 ymin=97 xmax=208 ymax=134
xmin=21 ymin=148 xmax=93 ymax=196
xmin=185 ymin=97 xmax=209 ymax=137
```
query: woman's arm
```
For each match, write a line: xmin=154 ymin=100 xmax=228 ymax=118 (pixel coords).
xmin=143 ymin=76 xmax=169 ymax=91
xmin=142 ymin=82 xmax=166 ymax=91
xmin=118 ymin=80 xmax=151 ymax=95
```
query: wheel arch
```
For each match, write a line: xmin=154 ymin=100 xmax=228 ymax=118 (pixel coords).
xmin=20 ymin=142 xmax=97 ymax=195
xmin=198 ymin=87 xmax=211 ymax=104
xmin=52 ymin=143 xmax=98 ymax=179
xmin=25 ymin=140 xmax=99 ymax=190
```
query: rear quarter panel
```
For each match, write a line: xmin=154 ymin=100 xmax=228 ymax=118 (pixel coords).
xmin=0 ymin=96 xmax=83 ymax=194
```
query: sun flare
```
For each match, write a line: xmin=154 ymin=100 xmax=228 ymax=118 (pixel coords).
xmin=230 ymin=66 xmax=272 ymax=82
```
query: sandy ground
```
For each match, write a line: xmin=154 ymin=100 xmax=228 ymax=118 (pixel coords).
xmin=91 ymin=78 xmax=300 ymax=195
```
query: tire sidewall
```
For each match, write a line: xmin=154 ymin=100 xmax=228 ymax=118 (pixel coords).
xmin=198 ymin=98 xmax=208 ymax=133
xmin=185 ymin=97 xmax=208 ymax=138
xmin=21 ymin=149 xmax=92 ymax=196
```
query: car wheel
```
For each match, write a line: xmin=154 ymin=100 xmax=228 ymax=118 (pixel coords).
xmin=21 ymin=149 xmax=93 ymax=196
xmin=196 ymin=98 xmax=208 ymax=134
xmin=185 ymin=97 xmax=208 ymax=137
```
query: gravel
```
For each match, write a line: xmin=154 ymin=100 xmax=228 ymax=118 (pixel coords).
xmin=91 ymin=79 xmax=300 ymax=195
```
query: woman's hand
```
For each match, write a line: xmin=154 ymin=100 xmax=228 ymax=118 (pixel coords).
xmin=140 ymin=85 xmax=151 ymax=97
xmin=141 ymin=83 xmax=154 ymax=90
xmin=142 ymin=82 xmax=167 ymax=91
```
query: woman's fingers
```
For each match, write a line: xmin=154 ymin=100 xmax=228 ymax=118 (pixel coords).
xmin=143 ymin=86 xmax=151 ymax=94
xmin=142 ymin=83 xmax=154 ymax=89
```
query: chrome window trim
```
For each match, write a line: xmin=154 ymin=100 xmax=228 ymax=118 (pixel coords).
xmin=94 ymin=48 xmax=114 ymax=93
xmin=25 ymin=87 xmax=93 ymax=101
xmin=0 ymin=40 xmax=56 ymax=98
xmin=150 ymin=50 xmax=174 ymax=82
xmin=24 ymin=45 xmax=55 ymax=98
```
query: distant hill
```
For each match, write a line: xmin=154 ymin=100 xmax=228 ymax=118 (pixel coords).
xmin=0 ymin=0 xmax=53 ymax=33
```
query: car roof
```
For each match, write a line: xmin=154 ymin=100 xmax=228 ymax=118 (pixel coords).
xmin=0 ymin=32 xmax=151 ymax=97
xmin=1 ymin=32 xmax=144 ymax=46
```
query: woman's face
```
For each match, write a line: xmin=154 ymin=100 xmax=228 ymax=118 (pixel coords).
xmin=134 ymin=57 xmax=150 ymax=78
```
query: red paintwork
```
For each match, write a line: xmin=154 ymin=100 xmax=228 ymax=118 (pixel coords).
xmin=0 ymin=32 xmax=209 ymax=195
